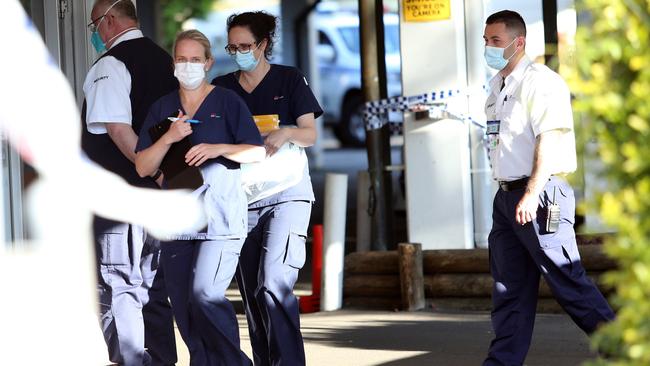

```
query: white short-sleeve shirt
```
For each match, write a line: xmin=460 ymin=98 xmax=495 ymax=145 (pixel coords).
xmin=484 ymin=55 xmax=577 ymax=181
xmin=83 ymin=29 xmax=143 ymax=134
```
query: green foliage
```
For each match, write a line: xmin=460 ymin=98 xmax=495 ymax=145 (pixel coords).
xmin=158 ymin=0 xmax=214 ymax=51
xmin=566 ymin=0 xmax=650 ymax=364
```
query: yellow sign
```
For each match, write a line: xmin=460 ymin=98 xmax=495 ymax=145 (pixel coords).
xmin=403 ymin=0 xmax=451 ymax=22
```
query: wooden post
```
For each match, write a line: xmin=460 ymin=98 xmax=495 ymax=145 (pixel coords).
xmin=398 ymin=243 xmax=425 ymax=311
xmin=355 ymin=170 xmax=371 ymax=252
xmin=359 ymin=0 xmax=394 ymax=251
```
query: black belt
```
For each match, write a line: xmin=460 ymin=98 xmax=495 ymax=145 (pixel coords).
xmin=498 ymin=177 xmax=529 ymax=192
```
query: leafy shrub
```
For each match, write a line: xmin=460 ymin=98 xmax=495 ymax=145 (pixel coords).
xmin=567 ymin=1 xmax=650 ymax=364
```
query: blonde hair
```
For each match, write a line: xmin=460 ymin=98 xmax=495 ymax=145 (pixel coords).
xmin=174 ymin=30 xmax=212 ymax=60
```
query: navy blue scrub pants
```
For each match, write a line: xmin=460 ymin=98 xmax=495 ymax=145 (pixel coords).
xmin=236 ymin=200 xmax=311 ymax=366
xmin=139 ymin=241 xmax=178 ymax=366
xmin=161 ymin=238 xmax=252 ymax=366
xmin=95 ymin=217 xmax=177 ymax=366
xmin=483 ymin=177 xmax=615 ymax=366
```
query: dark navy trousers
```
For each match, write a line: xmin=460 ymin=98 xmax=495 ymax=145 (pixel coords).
xmin=140 ymin=242 xmax=178 ymax=366
xmin=236 ymin=201 xmax=311 ymax=366
xmin=161 ymin=239 xmax=252 ymax=366
xmin=483 ymin=177 xmax=615 ymax=366
xmin=94 ymin=217 xmax=177 ymax=366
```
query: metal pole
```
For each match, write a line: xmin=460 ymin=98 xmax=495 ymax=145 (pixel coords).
xmin=306 ymin=12 xmax=325 ymax=169
xmin=293 ymin=0 xmax=322 ymax=71
xmin=542 ymin=0 xmax=559 ymax=71
xmin=355 ymin=170 xmax=371 ymax=252
xmin=465 ymin=0 xmax=492 ymax=248
xmin=0 ymin=140 xmax=7 ymax=249
xmin=359 ymin=0 xmax=394 ymax=251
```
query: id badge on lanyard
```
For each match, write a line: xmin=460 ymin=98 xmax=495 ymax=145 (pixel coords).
xmin=486 ymin=119 xmax=500 ymax=153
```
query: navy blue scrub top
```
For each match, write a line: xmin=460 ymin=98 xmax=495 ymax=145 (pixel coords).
xmin=136 ymin=86 xmax=263 ymax=168
xmin=212 ymin=64 xmax=323 ymax=208
xmin=136 ymin=86 xmax=263 ymax=240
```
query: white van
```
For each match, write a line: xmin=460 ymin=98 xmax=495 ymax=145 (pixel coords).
xmin=316 ymin=10 xmax=401 ymax=146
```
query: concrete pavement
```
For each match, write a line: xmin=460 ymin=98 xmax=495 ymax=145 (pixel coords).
xmin=170 ymin=139 xmax=597 ymax=365
xmin=173 ymin=309 xmax=597 ymax=366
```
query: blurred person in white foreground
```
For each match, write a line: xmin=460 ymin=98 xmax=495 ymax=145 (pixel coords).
xmin=0 ymin=1 xmax=205 ymax=365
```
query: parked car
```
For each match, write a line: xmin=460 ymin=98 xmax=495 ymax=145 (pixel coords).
xmin=316 ymin=10 xmax=402 ymax=146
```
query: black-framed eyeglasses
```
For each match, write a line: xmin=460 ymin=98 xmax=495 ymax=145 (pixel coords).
xmin=87 ymin=0 xmax=123 ymax=33
xmin=224 ymin=42 xmax=258 ymax=55
xmin=87 ymin=15 xmax=106 ymax=33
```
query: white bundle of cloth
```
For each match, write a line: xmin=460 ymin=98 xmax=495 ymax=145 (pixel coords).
xmin=241 ymin=142 xmax=306 ymax=203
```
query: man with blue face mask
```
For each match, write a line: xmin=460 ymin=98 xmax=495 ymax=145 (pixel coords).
xmin=481 ymin=10 xmax=615 ymax=366
xmin=81 ymin=0 xmax=179 ymax=365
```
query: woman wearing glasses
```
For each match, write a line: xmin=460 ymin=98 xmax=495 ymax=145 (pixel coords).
xmin=135 ymin=30 xmax=264 ymax=366
xmin=212 ymin=11 xmax=322 ymax=366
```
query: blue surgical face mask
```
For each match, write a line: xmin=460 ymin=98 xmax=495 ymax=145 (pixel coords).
xmin=91 ymin=31 xmax=106 ymax=53
xmin=484 ymin=37 xmax=518 ymax=70
xmin=232 ymin=50 xmax=260 ymax=72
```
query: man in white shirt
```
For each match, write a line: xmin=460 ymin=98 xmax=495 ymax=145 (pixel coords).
xmin=481 ymin=10 xmax=615 ymax=365
xmin=82 ymin=1 xmax=179 ymax=365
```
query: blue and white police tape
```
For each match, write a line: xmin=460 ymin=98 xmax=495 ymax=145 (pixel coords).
xmin=363 ymin=86 xmax=488 ymax=134
xmin=364 ymin=86 xmax=487 ymax=109
xmin=364 ymin=85 xmax=488 ymax=111
xmin=364 ymin=106 xmax=485 ymax=134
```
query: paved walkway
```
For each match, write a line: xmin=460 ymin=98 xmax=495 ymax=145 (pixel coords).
xmin=174 ymin=309 xmax=597 ymax=366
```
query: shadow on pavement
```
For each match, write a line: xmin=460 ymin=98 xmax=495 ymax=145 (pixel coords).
xmin=299 ymin=311 xmax=597 ymax=366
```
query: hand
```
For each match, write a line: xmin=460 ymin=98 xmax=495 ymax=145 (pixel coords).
xmin=185 ymin=143 xmax=223 ymax=167
xmin=264 ymin=128 xmax=290 ymax=156
xmin=515 ymin=191 xmax=539 ymax=225
xmin=164 ymin=111 xmax=192 ymax=144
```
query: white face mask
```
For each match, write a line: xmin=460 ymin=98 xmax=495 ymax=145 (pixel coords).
xmin=174 ymin=62 xmax=206 ymax=90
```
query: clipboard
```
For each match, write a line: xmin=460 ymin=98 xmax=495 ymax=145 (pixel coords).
xmin=148 ymin=117 xmax=203 ymax=190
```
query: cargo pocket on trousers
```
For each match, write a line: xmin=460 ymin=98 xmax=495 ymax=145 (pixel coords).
xmin=283 ymin=231 xmax=307 ymax=270
xmin=98 ymin=232 xmax=130 ymax=266
xmin=561 ymin=239 xmax=582 ymax=276
xmin=206 ymin=193 xmax=245 ymax=236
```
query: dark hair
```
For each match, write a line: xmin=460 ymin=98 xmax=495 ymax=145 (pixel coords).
xmin=95 ymin=0 xmax=138 ymax=22
xmin=486 ymin=10 xmax=526 ymax=37
xmin=227 ymin=11 xmax=277 ymax=60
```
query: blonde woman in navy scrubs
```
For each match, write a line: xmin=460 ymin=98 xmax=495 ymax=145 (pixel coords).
xmin=212 ymin=11 xmax=323 ymax=366
xmin=135 ymin=30 xmax=264 ymax=366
